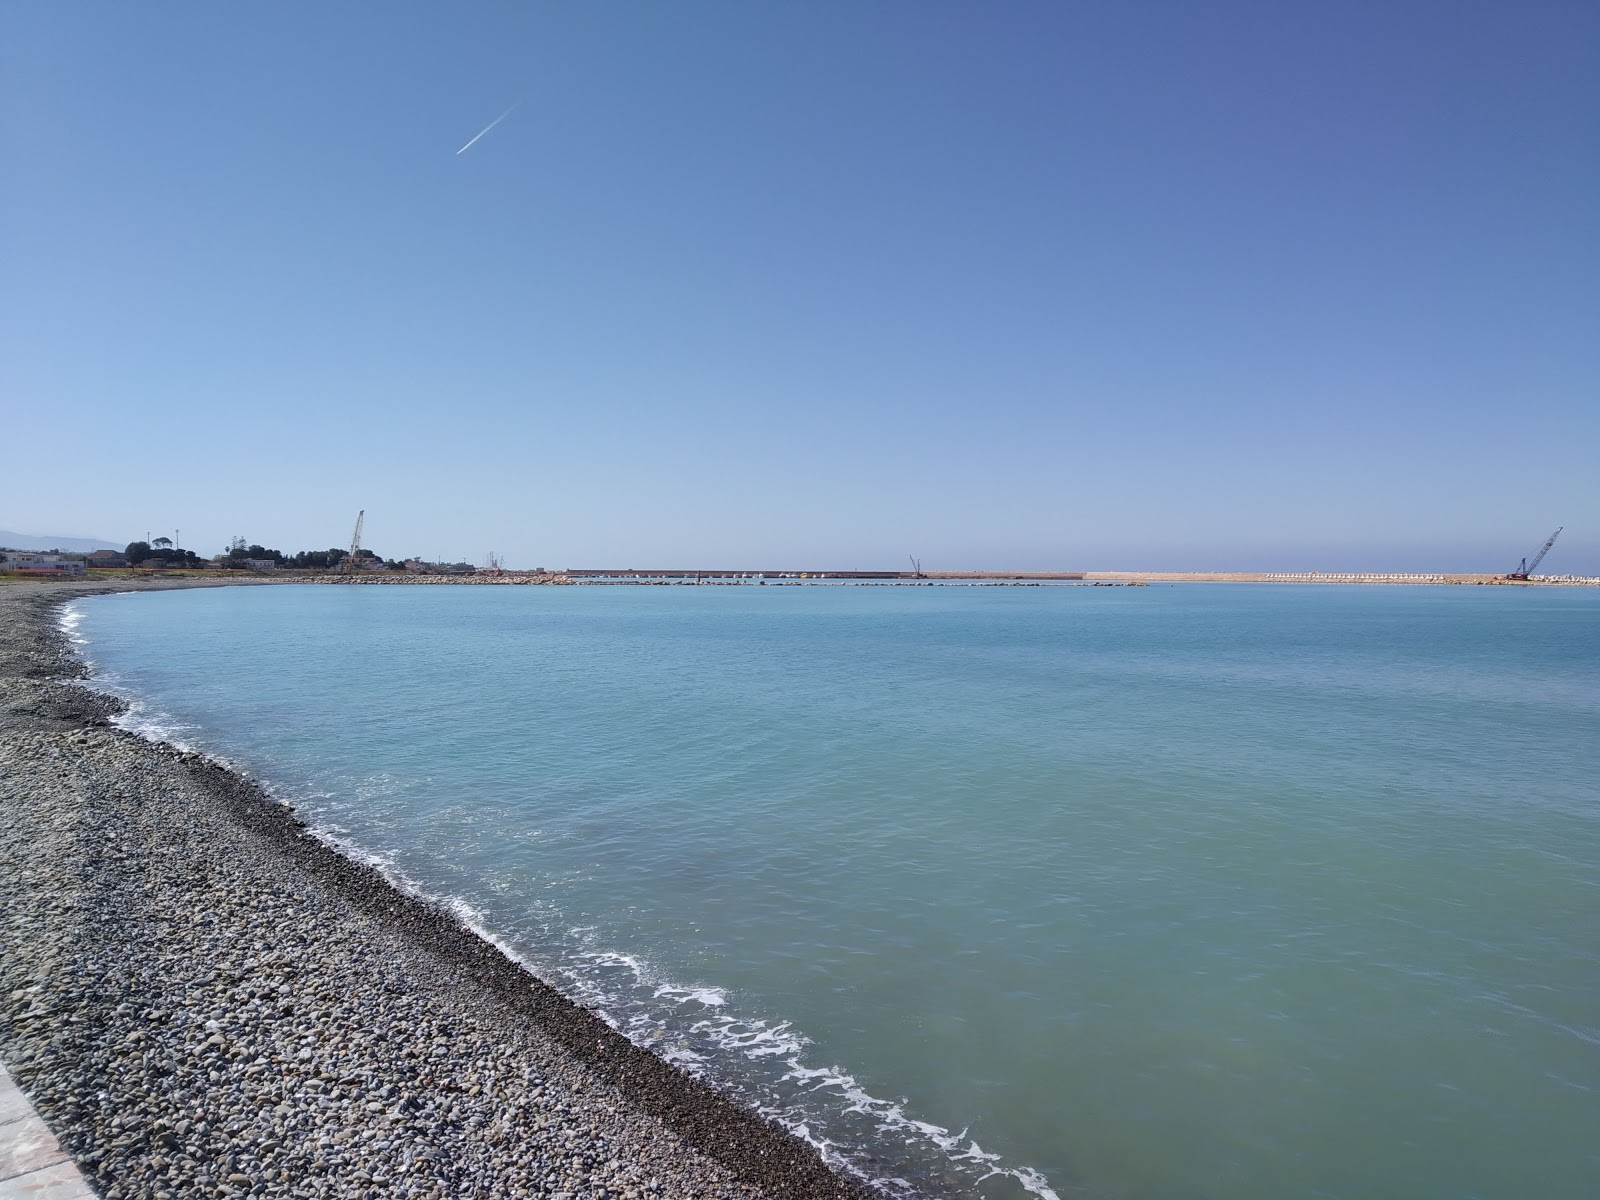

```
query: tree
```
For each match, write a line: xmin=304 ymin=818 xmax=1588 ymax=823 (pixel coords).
xmin=285 ymin=547 xmax=347 ymax=570
xmin=140 ymin=541 xmax=200 ymax=568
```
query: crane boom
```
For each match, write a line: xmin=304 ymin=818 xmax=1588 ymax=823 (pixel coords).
xmin=1524 ymin=527 xmax=1562 ymax=575
xmin=1509 ymin=526 xmax=1562 ymax=579
xmin=344 ymin=509 xmax=365 ymax=574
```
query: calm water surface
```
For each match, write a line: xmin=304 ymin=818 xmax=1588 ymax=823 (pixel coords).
xmin=68 ymin=584 xmax=1600 ymax=1199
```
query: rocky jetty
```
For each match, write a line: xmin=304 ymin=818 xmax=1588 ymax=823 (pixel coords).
xmin=0 ymin=581 xmax=873 ymax=1200
xmin=305 ymin=573 xmax=577 ymax=585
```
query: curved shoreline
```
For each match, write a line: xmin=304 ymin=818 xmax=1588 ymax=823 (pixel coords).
xmin=0 ymin=580 xmax=876 ymax=1200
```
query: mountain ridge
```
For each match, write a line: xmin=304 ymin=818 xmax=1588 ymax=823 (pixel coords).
xmin=0 ymin=530 xmax=126 ymax=553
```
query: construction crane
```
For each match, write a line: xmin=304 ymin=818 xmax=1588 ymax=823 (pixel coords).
xmin=1508 ymin=527 xmax=1562 ymax=580
xmin=909 ymin=555 xmax=925 ymax=579
xmin=343 ymin=510 xmax=365 ymax=575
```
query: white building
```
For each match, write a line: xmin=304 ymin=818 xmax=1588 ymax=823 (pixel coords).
xmin=0 ymin=552 xmax=87 ymax=576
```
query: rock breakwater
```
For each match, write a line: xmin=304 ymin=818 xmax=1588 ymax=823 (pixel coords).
xmin=305 ymin=574 xmax=576 ymax=585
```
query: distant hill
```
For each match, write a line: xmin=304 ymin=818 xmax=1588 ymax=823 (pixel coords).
xmin=0 ymin=530 xmax=126 ymax=553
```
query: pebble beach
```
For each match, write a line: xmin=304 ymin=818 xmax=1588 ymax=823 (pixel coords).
xmin=0 ymin=580 xmax=874 ymax=1200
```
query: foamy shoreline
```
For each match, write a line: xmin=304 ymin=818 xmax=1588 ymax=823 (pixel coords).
xmin=0 ymin=579 xmax=873 ymax=1200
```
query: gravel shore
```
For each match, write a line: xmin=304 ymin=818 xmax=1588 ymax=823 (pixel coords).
xmin=0 ymin=580 xmax=876 ymax=1200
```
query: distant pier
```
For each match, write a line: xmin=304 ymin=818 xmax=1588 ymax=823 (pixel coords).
xmin=564 ymin=570 xmax=1086 ymax=581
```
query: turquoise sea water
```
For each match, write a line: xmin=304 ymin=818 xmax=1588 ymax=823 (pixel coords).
xmin=67 ymin=583 xmax=1599 ymax=1199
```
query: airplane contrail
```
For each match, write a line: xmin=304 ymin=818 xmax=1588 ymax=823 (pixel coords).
xmin=456 ymin=103 xmax=519 ymax=155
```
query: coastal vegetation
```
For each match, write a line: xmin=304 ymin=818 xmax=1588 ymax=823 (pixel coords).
xmin=122 ymin=540 xmax=203 ymax=568
xmin=216 ymin=537 xmax=397 ymax=571
xmin=106 ymin=538 xmax=405 ymax=571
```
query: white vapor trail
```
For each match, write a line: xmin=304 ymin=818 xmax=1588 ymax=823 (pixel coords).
xmin=456 ymin=103 xmax=519 ymax=155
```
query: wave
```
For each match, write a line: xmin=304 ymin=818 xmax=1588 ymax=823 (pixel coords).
xmin=58 ymin=602 xmax=87 ymax=647
xmin=539 ymin=941 xmax=1063 ymax=1200
xmin=59 ymin=599 xmax=1062 ymax=1200
xmin=272 ymin=840 xmax=1063 ymax=1199
xmin=62 ymin=601 xmax=216 ymax=753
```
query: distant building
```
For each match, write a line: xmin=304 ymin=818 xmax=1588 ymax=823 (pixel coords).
xmin=87 ymin=549 xmax=127 ymax=568
xmin=2 ymin=553 xmax=87 ymax=576
xmin=243 ymin=558 xmax=277 ymax=571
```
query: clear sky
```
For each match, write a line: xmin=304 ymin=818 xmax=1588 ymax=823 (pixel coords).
xmin=3 ymin=2 xmax=1596 ymax=572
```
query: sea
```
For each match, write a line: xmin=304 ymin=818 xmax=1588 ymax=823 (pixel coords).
xmin=63 ymin=582 xmax=1599 ymax=1200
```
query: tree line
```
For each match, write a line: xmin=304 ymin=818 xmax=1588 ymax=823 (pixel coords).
xmin=122 ymin=538 xmax=202 ymax=567
xmin=121 ymin=538 xmax=400 ymax=570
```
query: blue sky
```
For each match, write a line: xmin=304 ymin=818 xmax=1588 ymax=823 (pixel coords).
xmin=3 ymin=2 xmax=1595 ymax=571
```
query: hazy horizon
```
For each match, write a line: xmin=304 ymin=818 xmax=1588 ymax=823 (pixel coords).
xmin=4 ymin=3 xmax=1595 ymax=571
xmin=1 ymin=525 xmax=1586 ymax=578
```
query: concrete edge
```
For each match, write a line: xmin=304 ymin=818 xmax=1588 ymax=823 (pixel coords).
xmin=0 ymin=1063 xmax=97 ymax=1199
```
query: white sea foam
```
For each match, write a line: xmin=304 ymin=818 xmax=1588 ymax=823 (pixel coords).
xmin=172 ymin=805 xmax=1057 ymax=1198
xmin=82 ymin=668 xmax=208 ymax=756
xmin=549 ymin=937 xmax=1063 ymax=1200
xmin=114 ymin=697 xmax=205 ymax=753
xmin=653 ymin=982 xmax=729 ymax=1008
xmin=57 ymin=602 xmax=87 ymax=647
